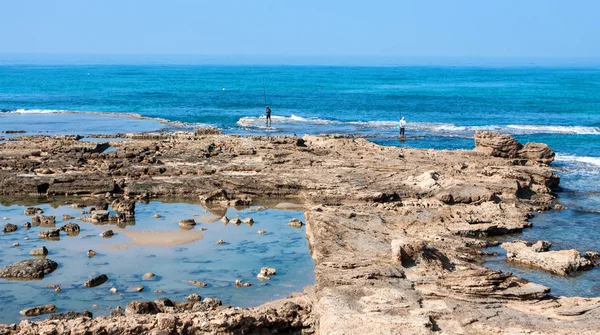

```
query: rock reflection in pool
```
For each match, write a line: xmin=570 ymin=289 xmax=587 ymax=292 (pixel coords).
xmin=0 ymin=200 xmax=315 ymax=324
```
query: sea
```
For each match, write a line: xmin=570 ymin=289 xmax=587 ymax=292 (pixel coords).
xmin=1 ymin=64 xmax=600 ymax=300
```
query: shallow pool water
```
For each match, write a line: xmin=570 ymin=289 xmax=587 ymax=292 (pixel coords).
xmin=0 ymin=199 xmax=314 ymax=324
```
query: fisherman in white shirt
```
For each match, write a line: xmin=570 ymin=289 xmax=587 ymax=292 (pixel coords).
xmin=399 ymin=117 xmax=406 ymax=137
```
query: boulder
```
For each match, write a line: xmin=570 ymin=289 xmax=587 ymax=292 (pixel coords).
xmin=111 ymin=199 xmax=136 ymax=217
xmin=19 ymin=304 xmax=57 ymax=317
xmin=178 ymin=219 xmax=196 ymax=229
xmin=3 ymin=223 xmax=17 ymax=233
xmin=60 ymin=223 xmax=80 ymax=236
xmin=91 ymin=210 xmax=109 ymax=223
xmin=0 ymin=259 xmax=58 ymax=279
xmin=474 ymin=131 xmax=555 ymax=164
xmin=32 ymin=215 xmax=56 ymax=227
xmin=287 ymin=218 xmax=303 ymax=228
xmin=125 ymin=301 xmax=160 ymax=315
xmin=502 ymin=240 xmax=593 ymax=275
xmin=99 ymin=230 xmax=114 ymax=238
xmin=30 ymin=246 xmax=49 ymax=256
xmin=83 ymin=274 xmax=108 ymax=287
xmin=38 ymin=229 xmax=60 ymax=240
xmin=24 ymin=207 xmax=43 ymax=216
xmin=185 ymin=293 xmax=201 ymax=302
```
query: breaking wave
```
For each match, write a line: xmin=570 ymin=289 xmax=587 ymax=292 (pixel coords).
xmin=237 ymin=114 xmax=600 ymax=135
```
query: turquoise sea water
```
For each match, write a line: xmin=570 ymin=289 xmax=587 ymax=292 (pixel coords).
xmin=1 ymin=65 xmax=599 ymax=298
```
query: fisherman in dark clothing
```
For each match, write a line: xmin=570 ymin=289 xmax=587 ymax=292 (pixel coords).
xmin=265 ymin=106 xmax=272 ymax=127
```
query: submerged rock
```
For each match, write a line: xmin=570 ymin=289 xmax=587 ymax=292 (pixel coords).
xmin=83 ymin=274 xmax=108 ymax=287
xmin=60 ymin=222 xmax=81 ymax=236
xmin=21 ymin=222 xmax=32 ymax=229
xmin=187 ymin=280 xmax=208 ymax=287
xmin=32 ymin=215 xmax=56 ymax=227
xmin=0 ymin=259 xmax=58 ymax=279
xmin=3 ymin=223 xmax=17 ymax=233
xmin=30 ymin=246 xmax=49 ymax=256
xmin=20 ymin=304 xmax=57 ymax=317
xmin=257 ymin=230 xmax=267 ymax=235
xmin=178 ymin=219 xmax=196 ymax=229
xmin=216 ymin=239 xmax=226 ymax=245
xmin=87 ymin=250 xmax=97 ymax=258
xmin=99 ymin=230 xmax=114 ymax=238
xmin=143 ymin=272 xmax=156 ymax=280
xmin=39 ymin=229 xmax=60 ymax=240
xmin=287 ymin=218 xmax=303 ymax=228
xmin=24 ymin=207 xmax=43 ymax=216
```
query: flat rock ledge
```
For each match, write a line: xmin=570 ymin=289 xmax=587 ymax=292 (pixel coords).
xmin=1 ymin=132 xmax=599 ymax=334
xmin=502 ymin=240 xmax=596 ymax=275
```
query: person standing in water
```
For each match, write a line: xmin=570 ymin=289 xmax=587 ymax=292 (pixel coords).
xmin=399 ymin=116 xmax=406 ymax=137
xmin=265 ymin=106 xmax=272 ymax=127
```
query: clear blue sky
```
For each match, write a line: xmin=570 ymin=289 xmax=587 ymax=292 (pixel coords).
xmin=1 ymin=0 xmax=599 ymax=61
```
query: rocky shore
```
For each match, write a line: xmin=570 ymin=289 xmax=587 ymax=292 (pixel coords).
xmin=1 ymin=130 xmax=599 ymax=334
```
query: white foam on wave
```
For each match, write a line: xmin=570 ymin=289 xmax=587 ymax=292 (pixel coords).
xmin=237 ymin=114 xmax=600 ymax=136
xmin=6 ymin=108 xmax=70 ymax=114
xmin=555 ymin=154 xmax=600 ymax=168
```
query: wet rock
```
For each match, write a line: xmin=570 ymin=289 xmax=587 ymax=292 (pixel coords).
xmin=220 ymin=216 xmax=229 ymax=225
xmin=87 ymin=250 xmax=97 ymax=258
xmin=153 ymin=214 xmax=161 ymax=218
xmin=91 ymin=210 xmax=109 ymax=223
xmin=230 ymin=217 xmax=242 ymax=226
xmin=83 ymin=274 xmax=108 ymax=287
xmin=259 ymin=267 xmax=277 ymax=276
xmin=187 ymin=280 xmax=208 ymax=287
xmin=111 ymin=199 xmax=136 ymax=217
xmin=110 ymin=287 xmax=118 ymax=294
xmin=235 ymin=279 xmax=252 ymax=287
xmin=30 ymin=246 xmax=49 ymax=256
xmin=60 ymin=222 xmax=80 ymax=236
xmin=178 ymin=219 xmax=196 ymax=229
xmin=257 ymin=230 xmax=267 ymax=234
xmin=19 ymin=304 xmax=57 ymax=317
xmin=257 ymin=273 xmax=271 ymax=281
xmin=143 ymin=272 xmax=156 ymax=279
xmin=32 ymin=215 xmax=56 ymax=227
xmin=216 ymin=239 xmax=226 ymax=245
xmin=185 ymin=293 xmax=201 ymax=302
xmin=131 ymin=285 xmax=144 ymax=292
xmin=46 ymin=310 xmax=92 ymax=320
xmin=474 ymin=131 xmax=554 ymax=164
xmin=11 ymin=242 xmax=19 ymax=247
xmin=154 ymin=298 xmax=174 ymax=310
xmin=155 ymin=289 xmax=164 ymax=294
xmin=21 ymin=222 xmax=31 ymax=229
xmin=24 ymin=207 xmax=43 ymax=215
xmin=532 ymin=240 xmax=552 ymax=252
xmin=0 ymin=259 xmax=58 ymax=279
xmin=62 ymin=214 xmax=75 ymax=220
xmin=242 ymin=217 xmax=254 ymax=226
xmin=287 ymin=218 xmax=303 ymax=228
xmin=125 ymin=301 xmax=160 ymax=315
xmin=39 ymin=229 xmax=60 ymax=240
xmin=99 ymin=230 xmax=114 ymax=238
xmin=3 ymin=223 xmax=17 ymax=233
xmin=502 ymin=240 xmax=594 ymax=275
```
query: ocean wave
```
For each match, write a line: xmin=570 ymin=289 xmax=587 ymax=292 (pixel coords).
xmin=237 ymin=115 xmax=600 ymax=135
xmin=555 ymin=154 xmax=600 ymax=168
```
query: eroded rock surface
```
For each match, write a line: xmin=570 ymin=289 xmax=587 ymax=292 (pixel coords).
xmin=0 ymin=132 xmax=598 ymax=334
xmin=502 ymin=240 xmax=595 ymax=275
xmin=0 ymin=259 xmax=58 ymax=279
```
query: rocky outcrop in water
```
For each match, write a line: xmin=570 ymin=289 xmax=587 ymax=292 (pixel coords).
xmin=19 ymin=304 xmax=57 ymax=317
xmin=502 ymin=240 xmax=595 ymax=275
xmin=475 ymin=130 xmax=555 ymax=164
xmin=0 ymin=259 xmax=58 ymax=279
xmin=1 ymin=132 xmax=599 ymax=334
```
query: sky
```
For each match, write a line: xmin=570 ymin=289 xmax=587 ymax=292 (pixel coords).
xmin=1 ymin=0 xmax=599 ymax=64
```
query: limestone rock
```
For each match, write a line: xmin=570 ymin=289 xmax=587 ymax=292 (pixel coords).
xmin=87 ymin=250 xmax=97 ymax=258
xmin=187 ymin=280 xmax=208 ymax=287
xmin=125 ymin=301 xmax=160 ymax=315
xmin=32 ymin=215 xmax=56 ymax=227
xmin=178 ymin=219 xmax=196 ymax=229
xmin=111 ymin=199 xmax=136 ymax=217
xmin=287 ymin=218 xmax=303 ymax=228
xmin=2 ymin=223 xmax=17 ymax=233
xmin=24 ymin=207 xmax=43 ymax=216
xmin=83 ymin=274 xmax=108 ymax=287
xmin=143 ymin=272 xmax=156 ymax=279
xmin=30 ymin=246 xmax=49 ymax=256
xmin=502 ymin=240 xmax=593 ymax=275
xmin=185 ymin=293 xmax=202 ymax=302
xmin=39 ymin=229 xmax=60 ymax=240
xmin=99 ymin=230 xmax=114 ymax=238
xmin=0 ymin=259 xmax=58 ymax=279
xmin=19 ymin=304 xmax=57 ymax=317
xmin=46 ymin=310 xmax=92 ymax=320
xmin=60 ymin=222 xmax=81 ymax=236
